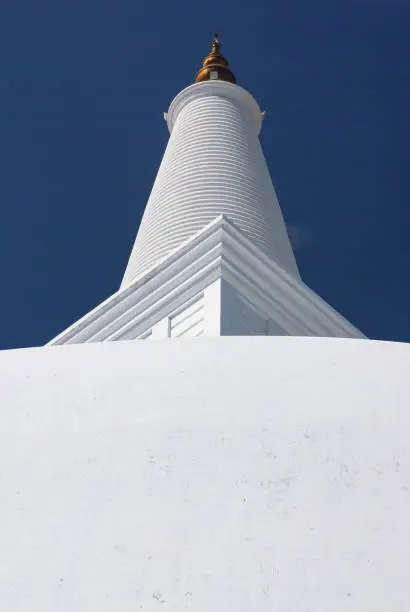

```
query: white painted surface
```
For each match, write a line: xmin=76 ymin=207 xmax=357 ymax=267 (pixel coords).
xmin=50 ymin=217 xmax=363 ymax=344
xmin=221 ymin=279 xmax=269 ymax=335
xmin=0 ymin=337 xmax=409 ymax=611
xmin=203 ymin=278 xmax=222 ymax=337
xmin=169 ymin=293 xmax=204 ymax=338
xmin=121 ymin=81 xmax=299 ymax=287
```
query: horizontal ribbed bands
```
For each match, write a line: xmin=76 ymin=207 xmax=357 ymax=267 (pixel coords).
xmin=121 ymin=82 xmax=299 ymax=287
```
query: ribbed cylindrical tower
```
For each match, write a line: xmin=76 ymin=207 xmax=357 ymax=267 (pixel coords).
xmin=121 ymin=80 xmax=299 ymax=288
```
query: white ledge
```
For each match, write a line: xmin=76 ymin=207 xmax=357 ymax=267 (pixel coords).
xmin=48 ymin=216 xmax=364 ymax=345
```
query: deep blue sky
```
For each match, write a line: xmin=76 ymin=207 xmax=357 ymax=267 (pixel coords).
xmin=1 ymin=0 xmax=409 ymax=348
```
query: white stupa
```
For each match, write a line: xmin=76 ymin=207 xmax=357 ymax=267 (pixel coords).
xmin=48 ymin=34 xmax=363 ymax=344
xmin=1 ymin=36 xmax=410 ymax=611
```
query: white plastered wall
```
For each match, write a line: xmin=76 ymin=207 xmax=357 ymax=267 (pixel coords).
xmin=0 ymin=337 xmax=409 ymax=611
xmin=146 ymin=278 xmax=288 ymax=339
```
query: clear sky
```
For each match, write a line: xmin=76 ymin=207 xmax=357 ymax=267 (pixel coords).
xmin=0 ymin=0 xmax=409 ymax=349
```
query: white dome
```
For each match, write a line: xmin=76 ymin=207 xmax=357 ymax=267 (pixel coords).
xmin=1 ymin=337 xmax=409 ymax=610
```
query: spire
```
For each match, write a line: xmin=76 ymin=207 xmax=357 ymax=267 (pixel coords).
xmin=120 ymin=75 xmax=301 ymax=286
xmin=195 ymin=33 xmax=236 ymax=84
xmin=48 ymin=37 xmax=364 ymax=344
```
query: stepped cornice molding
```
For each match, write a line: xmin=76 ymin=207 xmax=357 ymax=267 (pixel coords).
xmin=48 ymin=216 xmax=365 ymax=345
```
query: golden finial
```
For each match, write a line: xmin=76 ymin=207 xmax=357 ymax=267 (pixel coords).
xmin=212 ymin=32 xmax=221 ymax=53
xmin=195 ymin=33 xmax=236 ymax=84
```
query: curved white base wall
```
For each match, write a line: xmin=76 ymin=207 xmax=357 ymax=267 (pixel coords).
xmin=1 ymin=337 xmax=409 ymax=611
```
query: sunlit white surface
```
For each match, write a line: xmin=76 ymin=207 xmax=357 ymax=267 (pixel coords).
xmin=122 ymin=81 xmax=299 ymax=286
xmin=1 ymin=337 xmax=409 ymax=611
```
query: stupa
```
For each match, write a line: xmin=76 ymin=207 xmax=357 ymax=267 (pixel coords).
xmin=48 ymin=34 xmax=364 ymax=344
xmin=0 ymin=37 xmax=409 ymax=612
